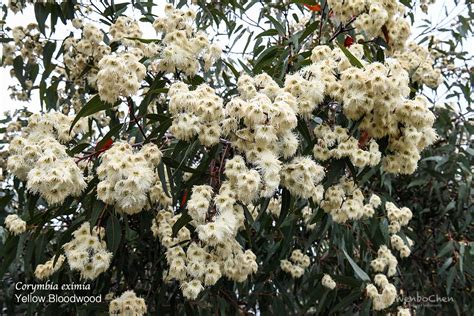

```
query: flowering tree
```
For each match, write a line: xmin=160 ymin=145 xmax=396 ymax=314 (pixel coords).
xmin=0 ymin=0 xmax=472 ymax=315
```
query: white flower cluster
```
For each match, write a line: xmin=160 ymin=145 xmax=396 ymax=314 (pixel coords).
xmin=391 ymin=234 xmax=412 ymax=258
xmin=152 ymin=5 xmax=221 ymax=76
xmin=34 ymin=255 xmax=65 ymax=280
xmin=7 ymin=113 xmax=87 ymax=205
xmin=3 ymin=24 xmax=41 ymax=65
xmin=224 ymin=156 xmax=261 ymax=204
xmin=321 ymin=274 xmax=337 ymax=290
xmin=63 ymin=222 xmax=113 ymax=280
xmin=189 ymin=182 xmax=256 ymax=247
xmin=366 ymin=201 xmax=414 ymax=310
xmin=63 ymin=23 xmax=111 ymax=87
xmin=386 ymin=202 xmax=413 ymax=234
xmin=2 ymin=24 xmax=42 ymax=100
xmin=97 ymin=52 xmax=146 ymax=104
xmin=280 ymin=249 xmax=311 ymax=278
xmin=313 ymin=125 xmax=381 ymax=168
xmin=309 ymin=45 xmax=437 ymax=175
xmin=385 ymin=96 xmax=437 ymax=174
xmin=223 ymin=74 xmax=300 ymax=196
xmin=109 ymin=17 xmax=143 ymax=46
xmin=266 ymin=196 xmax=282 ymax=217
xmin=168 ymin=83 xmax=224 ymax=147
xmin=149 ymin=175 xmax=172 ymax=208
xmin=366 ymin=274 xmax=398 ymax=311
xmin=284 ymin=68 xmax=325 ymax=117
xmin=419 ymin=0 xmax=435 ymax=13
xmin=97 ymin=142 xmax=163 ymax=214
xmin=394 ymin=42 xmax=442 ymax=88
xmin=152 ymin=199 xmax=258 ymax=299
xmin=310 ymin=44 xmax=364 ymax=98
xmin=109 ymin=290 xmax=147 ymax=316
xmin=320 ymin=178 xmax=380 ymax=223
xmin=397 ymin=307 xmax=412 ymax=316
xmin=151 ymin=209 xmax=191 ymax=247
xmin=281 ymin=156 xmax=325 ymax=199
xmin=4 ymin=214 xmax=26 ymax=235
xmin=302 ymin=205 xmax=316 ymax=230
xmin=7 ymin=0 xmax=32 ymax=13
xmin=328 ymin=0 xmax=411 ymax=50
xmin=370 ymin=245 xmax=398 ymax=277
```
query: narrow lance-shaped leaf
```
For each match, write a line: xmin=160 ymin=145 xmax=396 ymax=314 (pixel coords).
xmin=342 ymin=247 xmax=371 ymax=281
xmin=69 ymin=95 xmax=117 ymax=133
xmin=172 ymin=212 xmax=192 ymax=237
xmin=106 ymin=214 xmax=122 ymax=254
xmin=337 ymin=43 xmax=364 ymax=68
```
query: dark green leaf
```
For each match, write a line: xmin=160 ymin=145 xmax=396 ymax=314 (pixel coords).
xmin=172 ymin=212 xmax=192 ymax=237
xmin=342 ymin=247 xmax=370 ymax=281
xmin=106 ymin=213 xmax=122 ymax=254
xmin=69 ymin=95 xmax=117 ymax=133
xmin=337 ymin=44 xmax=364 ymax=68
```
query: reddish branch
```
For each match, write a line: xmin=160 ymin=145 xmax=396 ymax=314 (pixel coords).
xmin=327 ymin=16 xmax=357 ymax=43
xmin=317 ymin=1 xmax=328 ymax=45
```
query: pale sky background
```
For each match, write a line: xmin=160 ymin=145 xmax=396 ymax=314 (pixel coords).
xmin=0 ymin=1 xmax=471 ymax=118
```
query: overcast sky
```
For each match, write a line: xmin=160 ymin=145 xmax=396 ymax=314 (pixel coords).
xmin=0 ymin=1 xmax=471 ymax=118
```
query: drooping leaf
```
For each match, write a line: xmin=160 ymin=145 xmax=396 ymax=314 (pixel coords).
xmin=69 ymin=95 xmax=117 ymax=133
xmin=34 ymin=3 xmax=50 ymax=35
xmin=337 ymin=44 xmax=364 ymax=68
xmin=106 ymin=213 xmax=122 ymax=254
xmin=342 ymin=247 xmax=371 ymax=281
xmin=172 ymin=212 xmax=192 ymax=237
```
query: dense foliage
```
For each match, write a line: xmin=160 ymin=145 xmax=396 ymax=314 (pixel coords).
xmin=0 ymin=0 xmax=472 ymax=315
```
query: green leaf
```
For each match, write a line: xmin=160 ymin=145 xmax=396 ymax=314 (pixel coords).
xmin=291 ymin=0 xmax=318 ymax=4
xmin=439 ymin=257 xmax=454 ymax=276
xmin=328 ymin=289 xmax=362 ymax=314
xmin=157 ymin=161 xmax=170 ymax=197
xmin=337 ymin=44 xmax=364 ymax=68
xmin=69 ymin=95 xmax=116 ymax=133
xmin=437 ymin=240 xmax=454 ymax=257
xmin=43 ymin=41 xmax=57 ymax=70
xmin=407 ymin=178 xmax=427 ymax=188
xmin=266 ymin=15 xmax=286 ymax=35
xmin=106 ymin=214 xmax=122 ymax=254
xmin=299 ymin=20 xmax=319 ymax=44
xmin=324 ymin=159 xmax=346 ymax=188
xmin=45 ymin=80 xmax=59 ymax=110
xmin=277 ymin=188 xmax=291 ymax=227
xmin=253 ymin=46 xmax=280 ymax=74
xmin=90 ymin=201 xmax=106 ymax=227
xmin=255 ymin=29 xmax=279 ymax=38
xmin=297 ymin=118 xmax=312 ymax=147
xmin=34 ymin=3 xmax=50 ymax=35
xmin=125 ymin=37 xmax=160 ymax=43
xmin=162 ymin=156 xmax=199 ymax=174
xmin=13 ymin=55 xmax=24 ymax=85
xmin=0 ymin=236 xmax=20 ymax=279
xmin=103 ymin=2 xmax=129 ymax=18
xmin=342 ymin=247 xmax=370 ymax=281
xmin=67 ymin=142 xmax=91 ymax=156
xmin=446 ymin=267 xmax=456 ymax=295
xmin=172 ymin=212 xmax=192 ymax=237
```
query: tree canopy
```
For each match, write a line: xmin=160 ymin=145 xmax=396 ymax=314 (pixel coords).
xmin=0 ymin=0 xmax=472 ymax=315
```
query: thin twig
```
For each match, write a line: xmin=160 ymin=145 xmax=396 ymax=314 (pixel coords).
xmin=127 ymin=97 xmax=147 ymax=139
xmin=327 ymin=16 xmax=357 ymax=43
xmin=317 ymin=1 xmax=328 ymax=45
